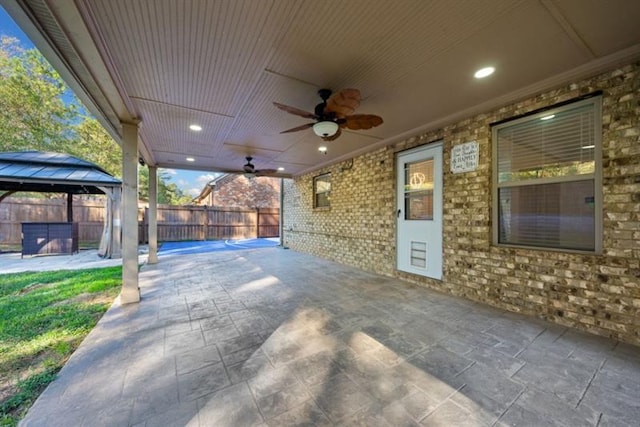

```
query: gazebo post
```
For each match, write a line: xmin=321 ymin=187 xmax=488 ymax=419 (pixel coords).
xmin=67 ymin=193 xmax=73 ymax=222
xmin=120 ymin=121 xmax=141 ymax=304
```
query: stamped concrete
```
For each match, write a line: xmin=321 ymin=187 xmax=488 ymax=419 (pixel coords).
xmin=19 ymin=247 xmax=640 ymax=426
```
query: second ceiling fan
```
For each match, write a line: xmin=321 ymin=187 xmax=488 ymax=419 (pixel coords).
xmin=242 ymin=156 xmax=276 ymax=177
xmin=274 ymin=88 xmax=383 ymax=141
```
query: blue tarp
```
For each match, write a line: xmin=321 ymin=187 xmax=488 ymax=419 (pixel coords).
xmin=158 ymin=238 xmax=279 ymax=256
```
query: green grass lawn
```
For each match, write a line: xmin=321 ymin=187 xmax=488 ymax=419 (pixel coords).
xmin=0 ymin=266 xmax=122 ymax=426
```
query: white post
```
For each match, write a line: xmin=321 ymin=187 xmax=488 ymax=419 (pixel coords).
xmin=279 ymin=178 xmax=284 ymax=247
xmin=120 ymin=121 xmax=140 ymax=303
xmin=148 ymin=165 xmax=158 ymax=264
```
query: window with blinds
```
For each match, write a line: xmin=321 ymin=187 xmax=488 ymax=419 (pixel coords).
xmin=492 ymin=96 xmax=602 ymax=252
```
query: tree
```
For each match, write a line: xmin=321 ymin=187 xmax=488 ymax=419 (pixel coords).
xmin=0 ymin=37 xmax=192 ymax=205
xmin=71 ymin=116 xmax=121 ymax=177
xmin=0 ymin=37 xmax=76 ymax=152
xmin=138 ymin=167 xmax=193 ymax=205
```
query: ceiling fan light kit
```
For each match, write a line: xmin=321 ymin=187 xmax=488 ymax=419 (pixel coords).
xmin=313 ymin=121 xmax=339 ymax=137
xmin=274 ymin=88 xmax=383 ymax=141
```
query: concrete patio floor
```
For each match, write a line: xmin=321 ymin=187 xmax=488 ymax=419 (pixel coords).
xmin=19 ymin=247 xmax=639 ymax=426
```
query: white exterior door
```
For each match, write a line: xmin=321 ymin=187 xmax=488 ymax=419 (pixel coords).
xmin=396 ymin=143 xmax=443 ymax=279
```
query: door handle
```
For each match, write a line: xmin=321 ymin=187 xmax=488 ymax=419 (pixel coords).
xmin=397 ymin=209 xmax=402 ymax=218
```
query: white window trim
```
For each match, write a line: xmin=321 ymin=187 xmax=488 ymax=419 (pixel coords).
xmin=491 ymin=96 xmax=603 ymax=254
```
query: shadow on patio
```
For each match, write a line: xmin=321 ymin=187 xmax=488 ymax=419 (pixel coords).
xmin=20 ymin=247 xmax=640 ymax=426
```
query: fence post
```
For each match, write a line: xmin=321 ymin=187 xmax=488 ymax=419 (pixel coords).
xmin=200 ymin=206 xmax=206 ymax=241
xmin=254 ymin=208 xmax=258 ymax=239
xmin=257 ymin=208 xmax=262 ymax=238
xmin=143 ymin=207 xmax=149 ymax=244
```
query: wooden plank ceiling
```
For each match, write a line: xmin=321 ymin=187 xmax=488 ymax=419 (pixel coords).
xmin=5 ymin=0 xmax=640 ymax=176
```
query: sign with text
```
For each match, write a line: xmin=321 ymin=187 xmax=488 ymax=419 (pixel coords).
xmin=450 ymin=141 xmax=479 ymax=174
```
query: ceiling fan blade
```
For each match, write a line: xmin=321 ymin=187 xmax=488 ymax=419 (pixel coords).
xmin=255 ymin=169 xmax=278 ymax=176
xmin=280 ymin=123 xmax=314 ymax=134
xmin=321 ymin=127 xmax=342 ymax=141
xmin=325 ymin=88 xmax=361 ymax=118
xmin=343 ymin=114 xmax=383 ymax=130
xmin=273 ymin=102 xmax=317 ymax=119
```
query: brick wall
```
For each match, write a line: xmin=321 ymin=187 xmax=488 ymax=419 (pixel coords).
xmin=212 ymin=175 xmax=280 ymax=208
xmin=283 ymin=152 xmax=396 ymax=275
xmin=283 ymin=61 xmax=640 ymax=345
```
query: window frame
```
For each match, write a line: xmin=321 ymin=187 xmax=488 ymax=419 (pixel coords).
xmin=313 ymin=173 xmax=331 ymax=209
xmin=491 ymin=96 xmax=603 ymax=253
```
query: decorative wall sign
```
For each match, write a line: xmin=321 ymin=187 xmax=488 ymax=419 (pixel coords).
xmin=450 ymin=141 xmax=479 ymax=173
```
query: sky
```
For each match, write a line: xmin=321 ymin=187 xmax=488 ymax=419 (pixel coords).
xmin=162 ymin=169 xmax=218 ymax=197
xmin=0 ymin=6 xmax=213 ymax=198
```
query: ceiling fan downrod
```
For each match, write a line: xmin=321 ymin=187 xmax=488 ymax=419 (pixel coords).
xmin=315 ymin=88 xmax=333 ymax=119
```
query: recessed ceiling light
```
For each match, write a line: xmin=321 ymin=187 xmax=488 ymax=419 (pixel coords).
xmin=474 ymin=66 xmax=495 ymax=79
xmin=186 ymin=157 xmax=195 ymax=162
xmin=277 ymin=167 xmax=285 ymax=171
xmin=540 ymin=114 xmax=555 ymax=121
xmin=318 ymin=146 xmax=327 ymax=153
xmin=189 ymin=124 xmax=202 ymax=131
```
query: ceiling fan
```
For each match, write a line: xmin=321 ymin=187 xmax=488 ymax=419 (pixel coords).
xmin=273 ymin=88 xmax=383 ymax=141
xmin=242 ymin=156 xmax=276 ymax=177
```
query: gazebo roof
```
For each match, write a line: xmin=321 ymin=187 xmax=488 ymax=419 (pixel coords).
xmin=0 ymin=151 xmax=121 ymax=194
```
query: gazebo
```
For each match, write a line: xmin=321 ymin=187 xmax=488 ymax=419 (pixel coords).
xmin=0 ymin=151 xmax=122 ymax=258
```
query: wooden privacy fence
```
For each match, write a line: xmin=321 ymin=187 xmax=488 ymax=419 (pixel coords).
xmin=0 ymin=198 xmax=106 ymax=247
xmin=0 ymin=198 xmax=279 ymax=248
xmin=139 ymin=206 xmax=280 ymax=243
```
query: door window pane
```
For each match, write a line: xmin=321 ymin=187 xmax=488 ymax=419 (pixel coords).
xmin=404 ymin=159 xmax=433 ymax=220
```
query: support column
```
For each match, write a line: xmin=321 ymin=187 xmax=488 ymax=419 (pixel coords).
xmin=66 ymin=193 xmax=73 ymax=222
xmin=148 ymin=165 xmax=158 ymax=264
xmin=121 ymin=121 xmax=140 ymax=303
xmin=279 ymin=178 xmax=284 ymax=246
